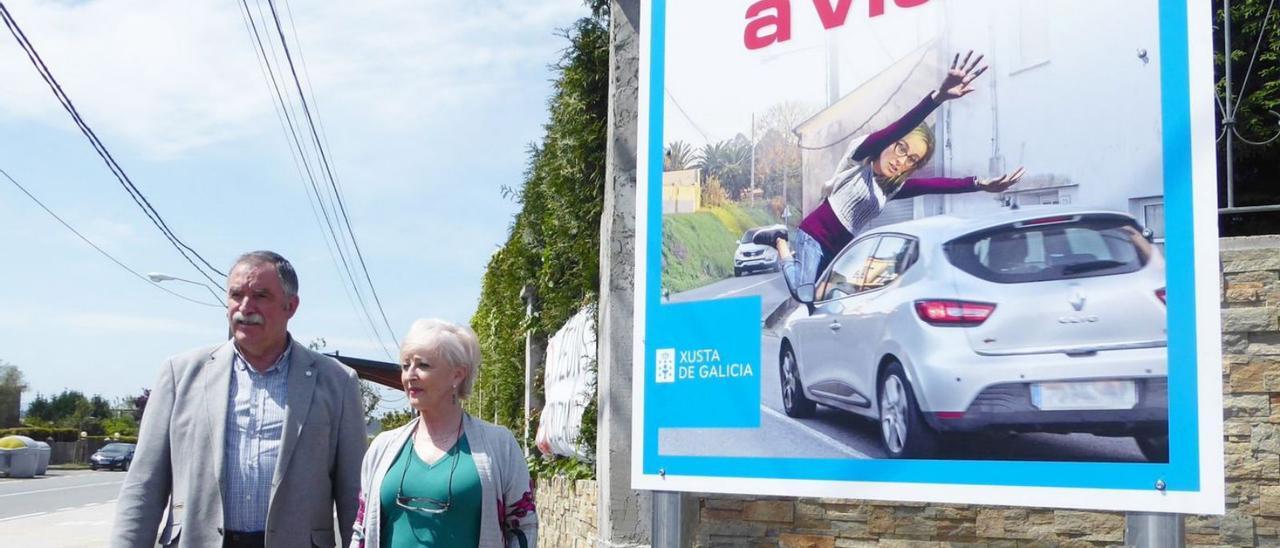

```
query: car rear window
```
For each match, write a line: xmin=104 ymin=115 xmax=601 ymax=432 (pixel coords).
xmin=943 ymin=215 xmax=1153 ymax=283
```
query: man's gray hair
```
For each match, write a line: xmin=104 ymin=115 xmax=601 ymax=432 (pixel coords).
xmin=231 ymin=251 xmax=299 ymax=298
xmin=401 ymin=319 xmax=480 ymax=399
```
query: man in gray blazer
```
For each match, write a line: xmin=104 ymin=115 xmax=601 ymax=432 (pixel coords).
xmin=113 ymin=251 xmax=366 ymax=548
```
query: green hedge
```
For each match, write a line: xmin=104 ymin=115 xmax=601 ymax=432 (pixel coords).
xmin=0 ymin=427 xmax=80 ymax=442
xmin=88 ymin=435 xmax=138 ymax=444
xmin=467 ymin=9 xmax=608 ymax=476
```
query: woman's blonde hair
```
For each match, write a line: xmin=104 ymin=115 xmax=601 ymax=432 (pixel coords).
xmin=401 ymin=319 xmax=480 ymax=399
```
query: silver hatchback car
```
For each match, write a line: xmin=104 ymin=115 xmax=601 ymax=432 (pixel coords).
xmin=778 ymin=207 xmax=1168 ymax=460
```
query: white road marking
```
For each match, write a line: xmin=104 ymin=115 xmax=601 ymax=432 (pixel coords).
xmin=0 ymin=481 xmax=122 ymax=498
xmin=761 ymin=405 xmax=871 ymax=459
xmin=0 ymin=512 xmax=48 ymax=523
xmin=717 ymin=275 xmax=778 ymax=297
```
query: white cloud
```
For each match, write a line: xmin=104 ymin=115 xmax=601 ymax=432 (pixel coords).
xmin=0 ymin=0 xmax=587 ymax=157
xmin=63 ymin=311 xmax=213 ymax=336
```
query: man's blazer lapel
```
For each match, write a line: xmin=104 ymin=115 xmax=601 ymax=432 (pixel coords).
xmin=203 ymin=342 xmax=235 ymax=500
xmin=271 ymin=340 xmax=317 ymax=497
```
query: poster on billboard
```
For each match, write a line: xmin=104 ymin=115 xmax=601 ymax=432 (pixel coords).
xmin=632 ymin=0 xmax=1224 ymax=513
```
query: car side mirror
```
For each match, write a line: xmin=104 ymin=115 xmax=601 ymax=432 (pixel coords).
xmin=793 ymin=282 xmax=817 ymax=314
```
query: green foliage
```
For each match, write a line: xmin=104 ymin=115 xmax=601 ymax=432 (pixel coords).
xmin=0 ymin=427 xmax=80 ymax=442
xmin=1215 ymin=0 xmax=1280 ymax=223
xmin=662 ymin=204 xmax=780 ymax=292
xmin=527 ymin=453 xmax=595 ymax=481
xmin=378 ymin=408 xmax=415 ymax=431
xmin=88 ymin=435 xmax=138 ymax=444
xmin=101 ymin=415 xmax=139 ymax=438
xmin=664 ymin=140 xmax=699 ymax=171
xmin=0 ymin=363 xmax=27 ymax=392
xmin=24 ymin=389 xmax=121 ymax=435
xmin=468 ymin=7 xmax=609 ymax=475
xmin=697 ymin=136 xmax=753 ymax=199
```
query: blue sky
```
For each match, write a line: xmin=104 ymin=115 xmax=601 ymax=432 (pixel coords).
xmin=0 ymin=0 xmax=588 ymax=407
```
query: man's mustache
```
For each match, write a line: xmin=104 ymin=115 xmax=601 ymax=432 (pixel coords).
xmin=232 ymin=312 xmax=265 ymax=326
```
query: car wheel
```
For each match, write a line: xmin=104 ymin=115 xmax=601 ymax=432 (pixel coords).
xmin=90 ymin=464 xmax=98 ymax=471
xmin=1135 ymin=433 xmax=1169 ymax=462
xmin=122 ymin=459 xmax=131 ymax=472
xmin=878 ymin=362 xmax=939 ymax=459
xmin=780 ymin=345 xmax=816 ymax=418
xmin=733 ymin=268 xmax=742 ymax=277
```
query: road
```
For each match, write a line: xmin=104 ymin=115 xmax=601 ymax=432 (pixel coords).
xmin=667 ymin=270 xmax=791 ymax=321
xmin=660 ymin=272 xmax=1151 ymax=462
xmin=0 ymin=469 xmax=123 ymax=546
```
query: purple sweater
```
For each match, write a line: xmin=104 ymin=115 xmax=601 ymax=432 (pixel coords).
xmin=798 ymin=94 xmax=978 ymax=255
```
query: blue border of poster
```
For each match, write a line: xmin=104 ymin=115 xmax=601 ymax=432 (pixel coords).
xmin=634 ymin=0 xmax=1222 ymax=513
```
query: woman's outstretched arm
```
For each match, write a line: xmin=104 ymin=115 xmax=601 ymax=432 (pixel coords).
xmin=893 ymin=167 xmax=1026 ymax=200
xmin=851 ymin=51 xmax=989 ymax=162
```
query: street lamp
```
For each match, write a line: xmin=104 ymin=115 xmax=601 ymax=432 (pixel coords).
xmin=147 ymin=272 xmax=224 ymax=305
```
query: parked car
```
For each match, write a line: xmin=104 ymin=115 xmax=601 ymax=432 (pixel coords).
xmin=90 ymin=442 xmax=136 ymax=471
xmin=778 ymin=207 xmax=1169 ymax=460
xmin=734 ymin=225 xmax=784 ymax=277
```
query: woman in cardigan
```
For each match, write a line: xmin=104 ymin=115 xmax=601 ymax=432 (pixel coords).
xmin=766 ymin=51 xmax=1026 ymax=302
xmin=351 ymin=319 xmax=536 ymax=548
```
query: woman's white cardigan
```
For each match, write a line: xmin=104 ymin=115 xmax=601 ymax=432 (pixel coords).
xmin=350 ymin=414 xmax=538 ymax=548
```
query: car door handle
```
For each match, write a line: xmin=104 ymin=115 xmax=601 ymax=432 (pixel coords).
xmin=829 ymin=321 xmax=841 ymax=331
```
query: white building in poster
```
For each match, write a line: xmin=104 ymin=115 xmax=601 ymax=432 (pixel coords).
xmin=797 ymin=0 xmax=1166 ymax=243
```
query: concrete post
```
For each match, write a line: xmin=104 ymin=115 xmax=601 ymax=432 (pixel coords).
xmin=597 ymin=0 xmax=650 ymax=545
xmin=520 ymin=285 xmax=542 ymax=456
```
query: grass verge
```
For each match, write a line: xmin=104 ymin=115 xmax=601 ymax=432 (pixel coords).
xmin=662 ymin=203 xmax=778 ymax=293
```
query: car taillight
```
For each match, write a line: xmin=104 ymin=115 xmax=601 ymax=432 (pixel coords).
xmin=1155 ymin=287 xmax=1166 ymax=305
xmin=914 ymin=300 xmax=996 ymax=326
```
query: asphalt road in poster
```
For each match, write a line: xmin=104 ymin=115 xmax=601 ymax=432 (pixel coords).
xmin=660 ymin=273 xmax=1150 ymax=463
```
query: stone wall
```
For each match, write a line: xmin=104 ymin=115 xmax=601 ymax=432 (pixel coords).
xmin=677 ymin=236 xmax=1280 ymax=547
xmin=537 ymin=476 xmax=598 ymax=547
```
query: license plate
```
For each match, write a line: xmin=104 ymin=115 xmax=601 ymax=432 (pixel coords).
xmin=1030 ymin=380 xmax=1137 ymax=410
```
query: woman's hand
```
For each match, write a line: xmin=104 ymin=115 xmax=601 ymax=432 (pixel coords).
xmin=977 ymin=167 xmax=1026 ymax=192
xmin=934 ymin=50 xmax=988 ymax=102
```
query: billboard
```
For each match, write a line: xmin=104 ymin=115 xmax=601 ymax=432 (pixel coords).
xmin=632 ymin=0 xmax=1224 ymax=513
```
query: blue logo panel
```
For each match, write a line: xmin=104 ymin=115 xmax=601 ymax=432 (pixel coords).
xmin=648 ymin=298 xmax=762 ymax=428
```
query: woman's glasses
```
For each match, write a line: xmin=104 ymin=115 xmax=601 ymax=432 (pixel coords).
xmin=395 ymin=415 xmax=464 ymax=515
xmin=890 ymin=139 xmax=923 ymax=170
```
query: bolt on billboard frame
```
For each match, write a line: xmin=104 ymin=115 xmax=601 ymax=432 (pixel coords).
xmin=632 ymin=0 xmax=1224 ymax=514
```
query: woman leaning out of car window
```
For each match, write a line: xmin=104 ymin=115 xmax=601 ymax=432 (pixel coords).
xmin=760 ymin=51 xmax=1027 ymax=303
xmin=350 ymin=319 xmax=536 ymax=548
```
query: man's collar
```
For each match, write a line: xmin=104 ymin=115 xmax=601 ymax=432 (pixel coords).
xmin=231 ymin=334 xmax=294 ymax=373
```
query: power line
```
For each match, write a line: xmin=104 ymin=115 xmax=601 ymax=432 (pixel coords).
xmin=0 ymin=1 xmax=226 ymax=291
xmin=1 ymin=167 xmax=222 ymax=309
xmin=237 ymin=0 xmax=396 ymax=359
xmin=262 ymin=0 xmax=400 ymax=349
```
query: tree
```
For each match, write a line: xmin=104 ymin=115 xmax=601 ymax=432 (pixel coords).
xmin=23 ymin=389 xmax=114 ymax=434
xmin=132 ymin=389 xmax=150 ymax=422
xmin=0 ymin=362 xmax=26 ymax=427
xmin=469 ymin=5 xmax=609 ymax=449
xmin=1215 ymin=0 xmax=1280 ymax=235
xmin=697 ymin=136 xmax=752 ymax=199
xmin=664 ymin=140 xmax=698 ymax=171
xmin=378 ymin=408 xmax=415 ymax=431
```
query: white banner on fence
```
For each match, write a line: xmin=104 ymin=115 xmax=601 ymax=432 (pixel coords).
xmin=536 ymin=306 xmax=596 ymax=459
